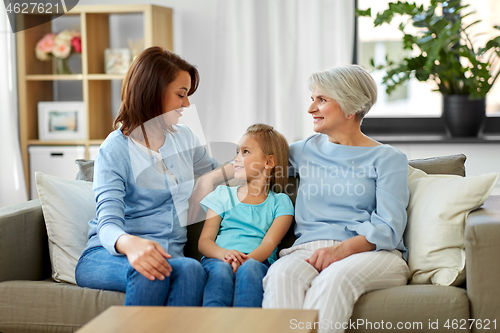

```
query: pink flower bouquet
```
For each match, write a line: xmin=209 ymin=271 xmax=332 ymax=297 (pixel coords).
xmin=35 ymin=30 xmax=82 ymax=61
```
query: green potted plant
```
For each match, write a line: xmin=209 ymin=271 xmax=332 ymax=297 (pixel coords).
xmin=357 ymin=0 xmax=500 ymax=137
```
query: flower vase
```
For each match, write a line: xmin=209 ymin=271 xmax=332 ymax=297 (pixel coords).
xmin=55 ymin=57 xmax=71 ymax=75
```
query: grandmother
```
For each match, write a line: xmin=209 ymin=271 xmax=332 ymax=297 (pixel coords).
xmin=262 ymin=65 xmax=410 ymax=333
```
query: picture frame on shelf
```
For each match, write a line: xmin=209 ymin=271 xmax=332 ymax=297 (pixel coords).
xmin=104 ymin=48 xmax=132 ymax=74
xmin=38 ymin=101 xmax=86 ymax=141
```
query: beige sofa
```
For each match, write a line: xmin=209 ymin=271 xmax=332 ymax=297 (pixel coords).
xmin=0 ymin=155 xmax=499 ymax=333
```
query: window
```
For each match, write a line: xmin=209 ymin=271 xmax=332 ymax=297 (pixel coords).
xmin=357 ymin=0 xmax=500 ymax=119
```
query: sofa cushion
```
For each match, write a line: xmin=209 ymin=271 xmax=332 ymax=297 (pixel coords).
xmin=408 ymin=154 xmax=466 ymax=176
xmin=405 ymin=166 xmax=499 ymax=286
xmin=348 ymin=285 xmax=469 ymax=333
xmin=0 ymin=279 xmax=124 ymax=333
xmin=35 ymin=172 xmax=95 ymax=284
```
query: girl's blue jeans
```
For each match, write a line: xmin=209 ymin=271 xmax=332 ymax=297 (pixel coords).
xmin=201 ymin=257 xmax=270 ymax=307
xmin=75 ymin=246 xmax=206 ymax=306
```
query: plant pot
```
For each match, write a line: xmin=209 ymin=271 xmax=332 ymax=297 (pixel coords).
xmin=442 ymin=95 xmax=486 ymax=137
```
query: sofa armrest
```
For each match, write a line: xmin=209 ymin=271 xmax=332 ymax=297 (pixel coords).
xmin=0 ymin=199 xmax=51 ymax=282
xmin=465 ymin=195 xmax=500 ymax=328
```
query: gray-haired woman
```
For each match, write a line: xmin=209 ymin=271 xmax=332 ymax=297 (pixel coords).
xmin=262 ymin=65 xmax=410 ymax=333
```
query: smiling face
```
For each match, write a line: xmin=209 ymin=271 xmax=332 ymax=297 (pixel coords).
xmin=233 ymin=135 xmax=270 ymax=181
xmin=162 ymin=70 xmax=192 ymax=125
xmin=308 ymin=86 xmax=349 ymax=136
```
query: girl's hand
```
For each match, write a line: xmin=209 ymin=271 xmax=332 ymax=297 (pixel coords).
xmin=115 ymin=234 xmax=172 ymax=281
xmin=306 ymin=243 xmax=349 ymax=272
xmin=230 ymin=260 xmax=241 ymax=273
xmin=221 ymin=249 xmax=247 ymax=265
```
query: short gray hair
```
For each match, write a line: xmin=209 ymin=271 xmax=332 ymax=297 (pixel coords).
xmin=308 ymin=65 xmax=377 ymax=119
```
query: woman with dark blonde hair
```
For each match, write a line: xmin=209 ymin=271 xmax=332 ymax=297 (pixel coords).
xmin=75 ymin=47 xmax=219 ymax=306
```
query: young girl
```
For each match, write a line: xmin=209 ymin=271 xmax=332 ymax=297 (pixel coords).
xmin=198 ymin=124 xmax=294 ymax=307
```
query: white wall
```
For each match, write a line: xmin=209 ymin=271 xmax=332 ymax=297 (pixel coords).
xmin=76 ymin=0 xmax=355 ymax=145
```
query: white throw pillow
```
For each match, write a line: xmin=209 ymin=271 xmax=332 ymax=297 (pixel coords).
xmin=35 ymin=172 xmax=95 ymax=284
xmin=404 ymin=166 xmax=499 ymax=286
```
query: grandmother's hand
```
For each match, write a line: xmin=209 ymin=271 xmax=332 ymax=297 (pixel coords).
xmin=306 ymin=244 xmax=349 ymax=272
xmin=115 ymin=234 xmax=172 ymax=281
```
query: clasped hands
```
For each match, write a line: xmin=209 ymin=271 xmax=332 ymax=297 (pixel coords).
xmin=305 ymin=243 xmax=349 ymax=272
xmin=221 ymin=249 xmax=248 ymax=273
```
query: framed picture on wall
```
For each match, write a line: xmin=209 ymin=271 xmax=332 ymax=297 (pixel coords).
xmin=38 ymin=101 xmax=86 ymax=141
xmin=104 ymin=48 xmax=132 ymax=74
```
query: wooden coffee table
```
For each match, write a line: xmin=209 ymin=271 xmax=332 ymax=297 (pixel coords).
xmin=77 ymin=306 xmax=318 ymax=333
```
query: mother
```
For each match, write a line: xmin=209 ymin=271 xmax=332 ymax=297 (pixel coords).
xmin=262 ymin=65 xmax=410 ymax=332
xmin=75 ymin=47 xmax=220 ymax=306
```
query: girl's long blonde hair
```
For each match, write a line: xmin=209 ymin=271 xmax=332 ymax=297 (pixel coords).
xmin=244 ymin=124 xmax=289 ymax=193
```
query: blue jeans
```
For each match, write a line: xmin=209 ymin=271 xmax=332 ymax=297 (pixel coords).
xmin=201 ymin=257 xmax=270 ymax=307
xmin=75 ymin=246 xmax=206 ymax=306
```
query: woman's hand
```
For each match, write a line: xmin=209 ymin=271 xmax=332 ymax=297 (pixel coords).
xmin=306 ymin=236 xmax=376 ymax=272
xmin=189 ymin=162 xmax=235 ymax=225
xmin=306 ymin=243 xmax=349 ymax=272
xmin=115 ymin=234 xmax=172 ymax=281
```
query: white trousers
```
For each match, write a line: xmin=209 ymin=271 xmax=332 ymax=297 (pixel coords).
xmin=262 ymin=240 xmax=410 ymax=333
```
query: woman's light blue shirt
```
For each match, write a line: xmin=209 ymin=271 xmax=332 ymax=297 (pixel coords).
xmin=200 ymin=186 xmax=294 ymax=263
xmin=84 ymin=125 xmax=219 ymax=257
xmin=290 ymin=134 xmax=409 ymax=258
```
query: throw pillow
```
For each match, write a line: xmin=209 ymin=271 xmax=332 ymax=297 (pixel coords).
xmin=404 ymin=166 xmax=499 ymax=286
xmin=75 ymin=159 xmax=94 ymax=182
xmin=409 ymin=154 xmax=466 ymax=176
xmin=35 ymin=172 xmax=95 ymax=284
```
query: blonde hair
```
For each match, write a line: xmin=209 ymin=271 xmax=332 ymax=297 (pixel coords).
xmin=308 ymin=64 xmax=377 ymax=119
xmin=244 ymin=124 xmax=289 ymax=193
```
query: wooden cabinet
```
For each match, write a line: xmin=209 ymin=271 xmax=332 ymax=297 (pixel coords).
xmin=16 ymin=4 xmax=173 ymax=195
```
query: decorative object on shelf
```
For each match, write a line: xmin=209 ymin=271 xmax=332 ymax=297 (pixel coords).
xmin=127 ymin=38 xmax=144 ymax=61
xmin=38 ymin=101 xmax=86 ymax=141
xmin=35 ymin=30 xmax=82 ymax=75
xmin=357 ymin=1 xmax=500 ymax=137
xmin=104 ymin=48 xmax=132 ymax=74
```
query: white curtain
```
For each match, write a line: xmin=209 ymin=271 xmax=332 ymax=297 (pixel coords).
xmin=0 ymin=6 xmax=28 ymax=207
xmin=202 ymin=0 xmax=355 ymax=144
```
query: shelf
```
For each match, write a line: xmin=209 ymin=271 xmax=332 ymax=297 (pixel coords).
xmin=87 ymin=74 xmax=125 ymax=80
xmin=28 ymin=140 xmax=87 ymax=145
xmin=17 ymin=4 xmax=173 ymax=198
xmin=372 ymin=134 xmax=500 ymax=144
xmin=25 ymin=74 xmax=125 ymax=81
xmin=26 ymin=74 xmax=84 ymax=81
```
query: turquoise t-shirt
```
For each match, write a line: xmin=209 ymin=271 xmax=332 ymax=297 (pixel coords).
xmin=200 ymin=186 xmax=294 ymax=263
